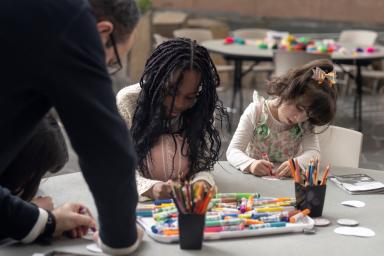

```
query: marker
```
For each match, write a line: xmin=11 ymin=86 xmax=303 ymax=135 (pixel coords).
xmin=205 ymin=218 xmax=242 ymax=227
xmin=205 ymin=224 xmax=244 ymax=233
xmin=248 ymin=222 xmax=287 ymax=229
xmin=254 ymin=206 xmax=295 ymax=213
xmin=154 ymin=199 xmax=173 ymax=205
xmin=242 ymin=219 xmax=264 ymax=225
xmin=215 ymin=193 xmax=260 ymax=200
xmin=239 ymin=198 xmax=247 ymax=213
xmin=246 ymin=196 xmax=254 ymax=211
xmin=289 ymin=209 xmax=310 ymax=223
xmin=260 ymin=214 xmax=288 ymax=223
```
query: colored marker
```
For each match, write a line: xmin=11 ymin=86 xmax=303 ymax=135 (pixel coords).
xmin=215 ymin=193 xmax=260 ymax=200
xmin=289 ymin=209 xmax=310 ymax=223
xmin=205 ymin=224 xmax=245 ymax=233
xmin=242 ymin=219 xmax=264 ymax=225
xmin=154 ymin=199 xmax=173 ymax=205
xmin=205 ymin=218 xmax=242 ymax=227
xmin=249 ymin=222 xmax=287 ymax=229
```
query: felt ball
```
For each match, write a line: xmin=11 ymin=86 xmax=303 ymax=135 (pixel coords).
xmin=224 ymin=37 xmax=234 ymax=44
xmin=366 ymin=47 xmax=375 ymax=53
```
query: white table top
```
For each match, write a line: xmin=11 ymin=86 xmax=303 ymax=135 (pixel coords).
xmin=201 ymin=39 xmax=384 ymax=62
xmin=1 ymin=162 xmax=383 ymax=256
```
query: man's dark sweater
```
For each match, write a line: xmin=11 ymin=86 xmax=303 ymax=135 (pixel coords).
xmin=0 ymin=0 xmax=138 ymax=249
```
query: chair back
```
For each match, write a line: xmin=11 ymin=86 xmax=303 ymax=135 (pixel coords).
xmin=232 ymin=28 xmax=270 ymax=39
xmin=273 ymin=51 xmax=331 ymax=76
xmin=173 ymin=28 xmax=213 ymax=43
xmin=316 ymin=125 xmax=363 ymax=168
xmin=338 ymin=30 xmax=378 ymax=45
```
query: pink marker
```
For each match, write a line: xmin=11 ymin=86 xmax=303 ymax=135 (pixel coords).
xmin=205 ymin=224 xmax=244 ymax=233
xmin=261 ymin=152 xmax=273 ymax=176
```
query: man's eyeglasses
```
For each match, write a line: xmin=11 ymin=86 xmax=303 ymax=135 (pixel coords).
xmin=107 ymin=34 xmax=123 ymax=75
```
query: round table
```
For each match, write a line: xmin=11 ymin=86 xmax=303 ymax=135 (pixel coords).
xmin=201 ymin=39 xmax=384 ymax=131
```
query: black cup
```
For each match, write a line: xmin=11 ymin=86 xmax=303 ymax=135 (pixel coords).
xmin=295 ymin=182 xmax=326 ymax=217
xmin=178 ymin=213 xmax=205 ymax=250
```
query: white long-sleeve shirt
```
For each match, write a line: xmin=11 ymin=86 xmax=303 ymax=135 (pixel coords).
xmin=226 ymin=92 xmax=320 ymax=172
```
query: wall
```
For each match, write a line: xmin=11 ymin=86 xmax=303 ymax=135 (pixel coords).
xmin=152 ymin=0 xmax=384 ymax=24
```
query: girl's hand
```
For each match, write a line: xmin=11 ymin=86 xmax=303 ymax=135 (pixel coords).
xmin=149 ymin=182 xmax=172 ymax=200
xmin=248 ymin=160 xmax=274 ymax=176
xmin=275 ymin=161 xmax=291 ymax=177
xmin=31 ymin=196 xmax=54 ymax=211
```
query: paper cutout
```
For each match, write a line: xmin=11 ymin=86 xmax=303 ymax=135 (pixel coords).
xmin=334 ymin=227 xmax=375 ymax=237
xmin=313 ymin=217 xmax=331 ymax=226
xmin=341 ymin=200 xmax=365 ymax=208
xmin=86 ymin=243 xmax=102 ymax=253
xmin=337 ymin=218 xmax=359 ymax=227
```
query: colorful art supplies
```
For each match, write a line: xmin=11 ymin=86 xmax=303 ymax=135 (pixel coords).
xmin=169 ymin=181 xmax=214 ymax=250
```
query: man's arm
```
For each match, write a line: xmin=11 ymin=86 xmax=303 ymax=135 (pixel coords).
xmin=0 ymin=187 xmax=48 ymax=242
xmin=40 ymin=6 xmax=139 ymax=251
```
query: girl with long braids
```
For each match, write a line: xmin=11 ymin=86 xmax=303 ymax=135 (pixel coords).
xmin=117 ymin=38 xmax=226 ymax=200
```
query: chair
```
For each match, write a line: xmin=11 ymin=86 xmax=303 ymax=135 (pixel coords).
xmin=316 ymin=125 xmax=363 ymax=168
xmin=153 ymin=33 xmax=170 ymax=48
xmin=273 ymin=51 xmax=331 ymax=77
xmin=338 ymin=30 xmax=378 ymax=45
xmin=232 ymin=28 xmax=270 ymax=39
xmin=336 ymin=30 xmax=379 ymax=95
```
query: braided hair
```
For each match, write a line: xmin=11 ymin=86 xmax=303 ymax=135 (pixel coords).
xmin=130 ymin=37 xmax=227 ymax=179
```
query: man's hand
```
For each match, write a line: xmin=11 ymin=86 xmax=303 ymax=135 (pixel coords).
xmin=52 ymin=203 xmax=96 ymax=238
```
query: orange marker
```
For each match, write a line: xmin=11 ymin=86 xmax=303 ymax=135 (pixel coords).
xmin=289 ymin=209 xmax=310 ymax=223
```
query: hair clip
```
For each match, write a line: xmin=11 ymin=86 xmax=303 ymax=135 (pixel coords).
xmin=311 ymin=67 xmax=336 ymax=87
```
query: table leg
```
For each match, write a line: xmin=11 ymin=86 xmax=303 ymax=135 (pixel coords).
xmin=355 ymin=64 xmax=362 ymax=131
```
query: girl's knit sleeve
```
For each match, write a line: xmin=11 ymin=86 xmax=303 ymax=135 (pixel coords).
xmin=226 ymin=102 xmax=258 ymax=172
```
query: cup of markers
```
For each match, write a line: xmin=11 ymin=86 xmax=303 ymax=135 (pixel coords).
xmin=289 ymin=158 xmax=330 ymax=217
xmin=170 ymin=181 xmax=214 ymax=250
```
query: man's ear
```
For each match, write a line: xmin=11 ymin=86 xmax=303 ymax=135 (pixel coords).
xmin=96 ymin=21 xmax=114 ymax=45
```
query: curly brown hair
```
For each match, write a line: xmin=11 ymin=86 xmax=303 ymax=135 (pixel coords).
xmin=267 ymin=59 xmax=337 ymax=130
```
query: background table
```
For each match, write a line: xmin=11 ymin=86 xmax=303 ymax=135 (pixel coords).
xmin=201 ymin=39 xmax=384 ymax=131
xmin=1 ymin=162 xmax=383 ymax=255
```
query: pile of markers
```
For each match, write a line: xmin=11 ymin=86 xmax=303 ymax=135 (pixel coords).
xmin=142 ymin=192 xmax=312 ymax=236
xmin=288 ymin=158 xmax=330 ymax=186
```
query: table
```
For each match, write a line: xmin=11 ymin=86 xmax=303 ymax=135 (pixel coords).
xmin=1 ymin=162 xmax=384 ymax=255
xmin=201 ymin=39 xmax=384 ymax=131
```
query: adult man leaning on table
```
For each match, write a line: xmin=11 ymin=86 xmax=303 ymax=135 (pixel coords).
xmin=0 ymin=0 xmax=141 ymax=254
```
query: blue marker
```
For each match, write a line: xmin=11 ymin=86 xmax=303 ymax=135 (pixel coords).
xmin=154 ymin=199 xmax=173 ymax=205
